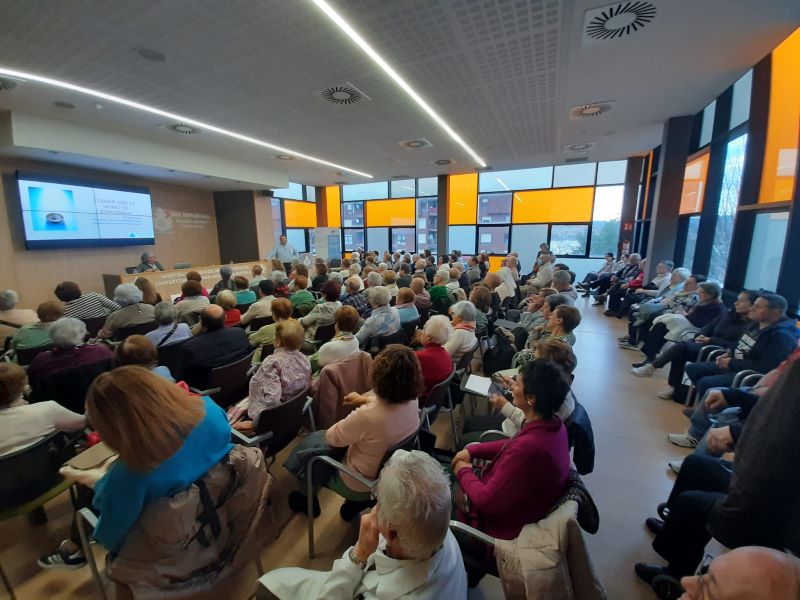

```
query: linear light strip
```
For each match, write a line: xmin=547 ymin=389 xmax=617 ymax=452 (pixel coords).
xmin=311 ymin=0 xmax=488 ymax=168
xmin=0 ymin=66 xmax=373 ymax=179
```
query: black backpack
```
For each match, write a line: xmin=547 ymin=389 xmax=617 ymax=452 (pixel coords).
xmin=482 ymin=329 xmax=517 ymax=376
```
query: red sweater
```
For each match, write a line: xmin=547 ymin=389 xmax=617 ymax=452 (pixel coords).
xmin=415 ymin=344 xmax=453 ymax=400
xmin=457 ymin=418 xmax=570 ymax=540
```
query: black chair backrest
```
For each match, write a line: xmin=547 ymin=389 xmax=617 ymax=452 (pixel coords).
xmin=455 ymin=342 xmax=478 ymax=373
xmin=249 ymin=316 xmax=274 ymax=331
xmin=401 ymin=319 xmax=419 ymax=344
xmin=294 ymin=303 xmax=315 ymax=318
xmin=15 ymin=344 xmax=54 ymax=367
xmin=389 ymin=296 xmax=397 ymax=307
xmin=235 ymin=303 xmax=254 ymax=314
xmin=376 ymin=328 xmax=406 ymax=351
xmin=313 ymin=323 xmax=336 ymax=344
xmin=259 ymin=343 xmax=275 ymax=359
xmin=206 ymin=351 xmax=255 ymax=408
xmin=156 ymin=339 xmax=188 ymax=375
xmin=420 ymin=369 xmax=455 ymax=410
xmin=0 ymin=432 xmax=73 ymax=510
xmin=253 ymin=386 xmax=310 ymax=458
xmin=113 ymin=320 xmax=158 ymax=341
xmin=81 ymin=316 xmax=107 ymax=338
xmin=378 ymin=427 xmax=420 ymax=471
xmin=417 ymin=305 xmax=431 ymax=326
xmin=44 ymin=358 xmax=114 ymax=413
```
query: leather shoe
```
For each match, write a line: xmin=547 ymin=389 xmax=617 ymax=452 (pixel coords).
xmin=645 ymin=517 xmax=664 ymax=536
xmin=632 ymin=360 xmax=648 ymax=368
xmin=682 ymin=407 xmax=694 ymax=418
xmin=288 ymin=491 xmax=321 ymax=518
xmin=634 ymin=562 xmax=670 ymax=585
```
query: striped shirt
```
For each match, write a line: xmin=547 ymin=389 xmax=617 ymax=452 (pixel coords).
xmin=63 ymin=293 xmax=120 ymax=319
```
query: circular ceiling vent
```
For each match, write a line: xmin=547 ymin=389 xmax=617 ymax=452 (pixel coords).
xmin=433 ymin=159 xmax=455 ymax=166
xmin=136 ymin=47 xmax=167 ymax=62
xmin=162 ymin=122 xmax=200 ymax=135
xmin=53 ymin=101 xmax=76 ymax=109
xmin=570 ymin=102 xmax=614 ymax=119
xmin=316 ymin=82 xmax=371 ymax=105
xmin=275 ymin=154 xmax=295 ymax=160
xmin=399 ymin=138 xmax=433 ymax=150
xmin=565 ymin=142 xmax=596 ymax=153
xmin=585 ymin=1 xmax=656 ymax=41
xmin=0 ymin=77 xmax=20 ymax=91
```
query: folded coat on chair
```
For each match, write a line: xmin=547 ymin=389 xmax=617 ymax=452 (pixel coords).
xmin=311 ymin=351 xmax=372 ymax=429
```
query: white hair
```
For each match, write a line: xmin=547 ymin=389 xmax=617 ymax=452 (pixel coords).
xmin=350 ymin=252 xmax=360 ymax=261
xmin=369 ymin=285 xmax=391 ymax=308
xmin=154 ymin=301 xmax=177 ymax=325
xmin=552 ymin=270 xmax=571 ymax=287
xmin=434 ymin=269 xmax=450 ymax=283
xmin=450 ymin=300 xmax=476 ymax=322
xmin=349 ymin=264 xmax=362 ymax=276
xmin=270 ymin=269 xmax=286 ymax=284
xmin=415 ymin=259 xmax=426 ymax=270
xmin=113 ymin=283 xmax=143 ymax=307
xmin=629 ymin=253 xmax=642 ymax=262
xmin=50 ymin=317 xmax=87 ymax=349
xmin=346 ymin=276 xmax=362 ymax=292
xmin=673 ymin=267 xmax=691 ymax=282
xmin=453 ymin=262 xmax=465 ymax=273
xmin=0 ymin=290 xmax=19 ymax=311
xmin=367 ymin=272 xmax=383 ymax=288
xmin=329 ymin=271 xmax=343 ymax=285
xmin=423 ymin=315 xmax=453 ymax=345
xmin=376 ymin=450 xmax=451 ymax=560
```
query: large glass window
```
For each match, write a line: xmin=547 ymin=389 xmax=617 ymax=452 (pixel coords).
xmin=271 ymin=198 xmax=283 ymax=240
xmin=271 ymin=182 xmax=304 ymax=200
xmin=342 ymin=182 xmax=389 ymax=202
xmin=417 ymin=197 xmax=438 ymax=253
xmin=477 ymin=226 xmax=509 ymax=254
xmin=550 ymin=225 xmax=589 ymax=256
xmin=366 ymin=227 xmax=389 ymax=254
xmin=390 ymin=179 xmax=416 ymax=198
xmin=699 ymin=101 xmax=716 ymax=147
xmin=680 ymin=153 xmax=709 ymax=214
xmin=682 ymin=215 xmax=700 ymax=269
xmin=730 ymin=70 xmax=752 ymax=130
xmin=341 ymin=202 xmax=364 ymax=227
xmin=511 ymin=224 xmax=549 ymax=271
xmin=553 ymin=163 xmax=596 ymax=188
xmin=744 ymin=211 xmax=789 ymax=292
xmin=343 ymin=228 xmax=365 ymax=251
xmin=286 ymin=228 xmax=307 ymax=253
xmin=478 ymin=167 xmax=552 ymax=192
xmin=448 ymin=225 xmax=476 ymax=255
xmin=589 ymin=185 xmax=624 ymax=257
xmin=304 ymin=185 xmax=316 ymax=201
xmin=596 ymin=160 xmax=627 ymax=185
xmin=391 ymin=228 xmax=415 ymax=252
xmin=478 ymin=193 xmax=512 ymax=224
xmin=417 ymin=177 xmax=438 ymax=197
xmin=709 ymin=134 xmax=748 ymax=282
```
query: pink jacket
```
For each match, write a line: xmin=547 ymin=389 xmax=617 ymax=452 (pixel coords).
xmin=311 ymin=351 xmax=372 ymax=429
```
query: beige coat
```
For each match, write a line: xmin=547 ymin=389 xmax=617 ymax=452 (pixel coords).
xmin=107 ymin=445 xmax=272 ymax=599
xmin=495 ymin=500 xmax=607 ymax=600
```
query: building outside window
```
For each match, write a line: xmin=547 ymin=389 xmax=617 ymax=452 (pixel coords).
xmin=709 ymin=134 xmax=747 ymax=282
xmin=477 ymin=193 xmax=512 ymax=224
xmin=550 ymin=224 xmax=589 ymax=256
xmin=417 ymin=197 xmax=438 ymax=253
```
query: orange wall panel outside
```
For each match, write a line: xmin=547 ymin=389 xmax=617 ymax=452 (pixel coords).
xmin=759 ymin=27 xmax=800 ymax=204
xmin=284 ymin=200 xmax=317 ymax=228
xmin=511 ymin=187 xmax=594 ymax=223
xmin=365 ymin=198 xmax=415 ymax=226
xmin=324 ymin=186 xmax=342 ymax=227
xmin=448 ymin=174 xmax=478 ymax=224
xmin=679 ymin=153 xmax=709 ymax=215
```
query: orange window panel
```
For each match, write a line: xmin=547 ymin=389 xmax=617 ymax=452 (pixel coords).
xmin=511 ymin=188 xmax=594 ymax=223
xmin=448 ymin=174 xmax=478 ymax=224
xmin=365 ymin=198 xmax=415 ymax=226
xmin=284 ymin=200 xmax=317 ymax=228
xmin=323 ymin=186 xmax=341 ymax=227
xmin=759 ymin=27 xmax=800 ymax=204
xmin=488 ymin=256 xmax=505 ymax=272
xmin=679 ymin=153 xmax=709 ymax=215
xmin=343 ymin=251 xmax=352 ymax=260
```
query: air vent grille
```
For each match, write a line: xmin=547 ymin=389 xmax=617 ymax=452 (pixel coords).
xmin=570 ymin=102 xmax=614 ymax=120
xmin=565 ymin=143 xmax=596 ymax=154
xmin=399 ymin=139 xmax=433 ymax=150
xmin=583 ymin=1 xmax=656 ymax=45
xmin=315 ymin=82 xmax=371 ymax=105
xmin=161 ymin=122 xmax=201 ymax=135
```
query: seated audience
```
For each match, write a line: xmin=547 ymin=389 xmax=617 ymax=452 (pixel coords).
xmin=317 ymin=306 xmax=361 ymax=369
xmin=466 ymin=256 xmax=482 ymax=284
xmin=228 ymin=320 xmax=310 ymax=431
xmin=341 ymin=276 xmax=371 ymax=317
xmin=514 ymin=302 xmax=581 ymax=368
xmin=215 ymin=290 xmax=242 ymax=327
xmin=383 ymin=270 xmax=399 ymax=298
xmin=523 ymin=252 xmax=555 ymax=291
xmin=311 ymin=262 xmax=328 ymax=291
xmin=261 ymin=450 xmax=466 ymax=599
xmin=133 ymin=277 xmax=162 ymax=306
xmin=410 ymin=276 xmax=432 ymax=313
xmin=178 ymin=305 xmax=250 ymax=388
xmin=210 ymin=265 xmax=236 ymax=296
xmin=269 ymin=258 xmax=288 ymax=285
xmin=114 ymin=335 xmax=175 ymax=381
xmin=98 ymin=284 xmax=156 ymax=339
xmin=133 ymin=251 xmax=164 ymax=272
xmin=0 ymin=362 xmax=85 ymax=457
xmin=364 ymin=271 xmax=383 ymax=293
xmin=445 ymin=301 xmax=478 ymax=365
xmin=174 ymin=280 xmax=210 ymax=323
xmin=519 ymin=288 xmax=557 ymax=333
xmin=394 ymin=288 xmax=420 ymax=324
xmin=396 ymin=263 xmax=412 ymax=288
xmin=429 ymin=269 xmax=454 ymax=315
xmin=241 ymin=280 xmax=277 ymax=326
xmin=27 ymin=318 xmax=113 ymax=395
xmin=300 ymin=281 xmax=342 ymax=344
xmin=481 ymin=273 xmax=502 ymax=313
xmin=551 ymin=270 xmax=577 ymax=304
xmin=592 ymin=253 xmax=641 ymax=304
xmin=424 ymin=256 xmax=438 ymax=282
xmin=632 ymin=290 xmax=757 ymax=398
xmin=290 ymin=275 xmax=316 ymax=313
xmin=582 ymin=253 xmax=629 ymax=297
xmin=249 ymin=298 xmax=293 ymax=363
xmin=174 ymin=271 xmax=209 ymax=301
xmin=288 ymin=264 xmax=309 ymax=294
xmin=576 ymin=252 xmax=616 ymax=290
xmin=0 ymin=290 xmax=39 ymax=345
xmin=446 ymin=268 xmax=461 ymax=293
xmin=495 ymin=267 xmax=516 ymax=303
xmin=145 ymin=302 xmax=192 ymax=347
xmin=249 ymin=264 xmax=266 ymax=287
xmin=451 ymin=360 xmax=570 ymax=543
xmin=11 ymin=300 xmax=64 ymax=350
xmin=54 ymin=282 xmax=120 ymax=320
xmin=287 ymin=345 xmax=422 ymax=520
xmin=415 ymin=315 xmax=454 ymax=401
xmin=355 ymin=286 xmax=401 ymax=348
xmin=233 ymin=275 xmax=257 ymax=305
xmin=469 ymin=286 xmax=491 ymax=331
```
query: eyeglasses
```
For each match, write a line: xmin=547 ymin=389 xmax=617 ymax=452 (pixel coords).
xmin=693 ymin=553 xmax=714 ymax=599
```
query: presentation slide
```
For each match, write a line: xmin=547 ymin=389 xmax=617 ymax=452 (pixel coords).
xmin=17 ymin=175 xmax=155 ymax=249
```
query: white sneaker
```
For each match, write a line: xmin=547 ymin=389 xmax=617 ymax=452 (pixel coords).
xmin=657 ymin=387 xmax=674 ymax=399
xmin=631 ymin=364 xmax=655 ymax=377
xmin=667 ymin=433 xmax=698 ymax=448
xmin=668 ymin=459 xmax=684 ymax=474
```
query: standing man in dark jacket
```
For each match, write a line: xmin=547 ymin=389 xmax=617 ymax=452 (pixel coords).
xmin=683 ymin=294 xmax=798 ymax=401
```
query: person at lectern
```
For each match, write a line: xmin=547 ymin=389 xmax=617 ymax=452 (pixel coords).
xmin=268 ymin=235 xmax=299 ymax=273
xmin=134 ymin=252 xmax=164 ymax=272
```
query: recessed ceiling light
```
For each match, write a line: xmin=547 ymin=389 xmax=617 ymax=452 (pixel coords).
xmin=53 ymin=101 xmax=75 ymax=109
xmin=135 ymin=47 xmax=167 ymax=62
xmin=276 ymin=154 xmax=295 ymax=160
xmin=312 ymin=0 xmax=487 ymax=168
xmin=0 ymin=66 xmax=373 ymax=179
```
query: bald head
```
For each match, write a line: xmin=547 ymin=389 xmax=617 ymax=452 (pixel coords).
xmin=680 ymin=547 xmax=800 ymax=600
xmin=201 ymin=304 xmax=225 ymax=331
